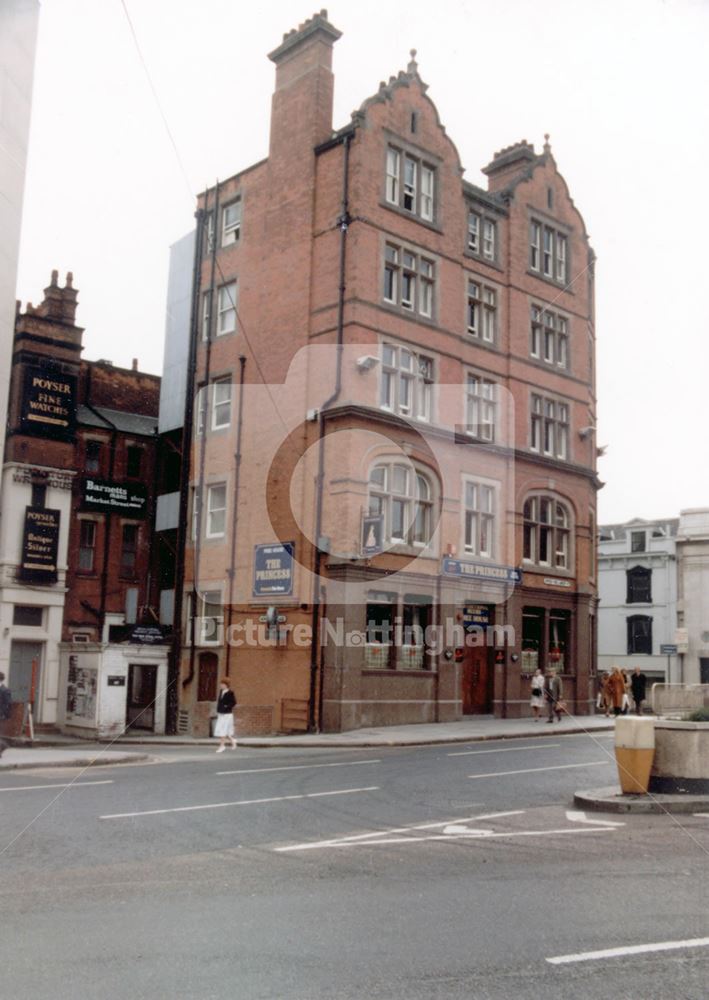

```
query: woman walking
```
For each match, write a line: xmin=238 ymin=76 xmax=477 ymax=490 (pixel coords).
xmin=607 ymin=666 xmax=626 ymax=717
xmin=530 ymin=668 xmax=545 ymax=720
xmin=214 ymin=677 xmax=237 ymax=753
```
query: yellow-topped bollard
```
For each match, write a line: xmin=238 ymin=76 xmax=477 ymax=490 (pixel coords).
xmin=615 ymin=717 xmax=655 ymax=794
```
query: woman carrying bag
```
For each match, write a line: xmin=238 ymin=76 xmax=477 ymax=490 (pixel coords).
xmin=214 ymin=678 xmax=237 ymax=753
xmin=530 ymin=668 xmax=545 ymax=721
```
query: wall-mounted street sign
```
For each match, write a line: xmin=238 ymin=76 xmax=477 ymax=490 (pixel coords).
xmin=20 ymin=364 xmax=77 ymax=439
xmin=442 ymin=558 xmax=521 ymax=585
xmin=253 ymin=542 xmax=295 ymax=597
xmin=19 ymin=506 xmax=60 ymax=582
xmin=82 ymin=478 xmax=148 ymax=517
xmin=361 ymin=514 xmax=384 ymax=556
xmin=660 ymin=644 xmax=678 ymax=655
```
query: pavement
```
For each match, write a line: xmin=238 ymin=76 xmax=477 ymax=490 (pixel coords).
xmin=0 ymin=713 xmax=615 ymax=770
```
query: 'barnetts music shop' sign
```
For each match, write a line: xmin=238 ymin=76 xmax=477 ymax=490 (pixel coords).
xmin=82 ymin=479 xmax=148 ymax=517
xmin=19 ymin=506 xmax=61 ymax=582
xmin=20 ymin=364 xmax=77 ymax=439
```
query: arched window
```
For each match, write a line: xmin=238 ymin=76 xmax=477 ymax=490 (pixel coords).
xmin=627 ymin=615 xmax=652 ymax=655
xmin=627 ymin=566 xmax=652 ymax=603
xmin=523 ymin=495 xmax=571 ymax=570
xmin=368 ymin=462 xmax=434 ymax=547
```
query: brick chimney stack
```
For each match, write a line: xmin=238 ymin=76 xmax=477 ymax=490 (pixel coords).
xmin=36 ymin=270 xmax=79 ymax=325
xmin=267 ymin=10 xmax=342 ymax=161
xmin=482 ymin=140 xmax=537 ymax=192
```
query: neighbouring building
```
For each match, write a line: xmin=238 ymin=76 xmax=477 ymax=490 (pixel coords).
xmin=676 ymin=509 xmax=709 ymax=686
xmin=0 ymin=271 xmax=165 ymax=734
xmin=0 ymin=0 xmax=40 ymax=468
xmin=164 ymin=12 xmax=599 ymax=735
xmin=597 ymin=517 xmax=679 ymax=684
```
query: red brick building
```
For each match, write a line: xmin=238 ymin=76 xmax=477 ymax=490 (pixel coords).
xmin=0 ymin=271 xmax=165 ymax=734
xmin=173 ymin=12 xmax=599 ymax=734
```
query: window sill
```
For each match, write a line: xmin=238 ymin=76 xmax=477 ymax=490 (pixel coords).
xmin=526 ymin=269 xmax=574 ymax=295
xmin=463 ymin=250 xmax=504 ymax=273
xmin=380 ymin=200 xmax=443 ymax=235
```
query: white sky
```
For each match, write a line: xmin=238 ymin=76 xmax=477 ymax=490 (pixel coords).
xmin=15 ymin=0 xmax=709 ymax=525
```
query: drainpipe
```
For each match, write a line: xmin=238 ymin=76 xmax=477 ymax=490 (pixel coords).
xmin=224 ymin=354 xmax=247 ymax=677
xmin=308 ymin=131 xmax=352 ymax=732
xmin=183 ymin=182 xmax=220 ymax=696
xmin=82 ymin=365 xmax=118 ymax=639
xmin=167 ymin=204 xmax=206 ymax=731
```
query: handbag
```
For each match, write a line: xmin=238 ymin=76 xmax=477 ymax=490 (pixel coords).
xmin=532 ymin=687 xmax=542 ymax=697
xmin=556 ymin=699 xmax=567 ymax=714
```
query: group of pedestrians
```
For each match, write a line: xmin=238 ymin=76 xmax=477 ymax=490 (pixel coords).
xmin=529 ymin=667 xmax=566 ymax=723
xmin=598 ymin=666 xmax=647 ymax=717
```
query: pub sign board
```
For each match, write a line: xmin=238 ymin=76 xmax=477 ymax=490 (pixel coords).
xmin=19 ymin=506 xmax=60 ymax=582
xmin=20 ymin=364 xmax=77 ymax=440
xmin=253 ymin=542 xmax=295 ymax=597
xmin=82 ymin=478 xmax=148 ymax=517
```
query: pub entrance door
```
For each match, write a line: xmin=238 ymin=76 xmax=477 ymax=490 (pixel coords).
xmin=461 ymin=646 xmax=493 ymax=714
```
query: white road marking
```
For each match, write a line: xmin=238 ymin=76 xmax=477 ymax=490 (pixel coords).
xmin=279 ymin=826 xmax=616 ymax=852
xmin=100 ymin=785 xmax=379 ymax=820
xmin=468 ymin=761 xmax=608 ymax=779
xmin=0 ymin=780 xmax=114 ymax=793
xmin=693 ymin=813 xmax=709 ymax=818
xmin=216 ymin=759 xmax=380 ymax=776
xmin=274 ymin=811 xmax=525 ymax=853
xmin=547 ymin=937 xmax=709 ymax=965
xmin=565 ymin=809 xmax=625 ymax=828
xmin=448 ymin=744 xmax=560 ymax=757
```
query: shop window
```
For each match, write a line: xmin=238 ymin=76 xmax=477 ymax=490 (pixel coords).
xmin=549 ymin=610 xmax=570 ymax=672
xmin=365 ymin=596 xmax=396 ymax=669
xmin=198 ymin=651 xmax=219 ymax=702
xmin=401 ymin=597 xmax=432 ymax=669
xmin=522 ymin=607 xmax=545 ymax=672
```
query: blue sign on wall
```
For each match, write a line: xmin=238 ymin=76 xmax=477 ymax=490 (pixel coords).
xmin=253 ymin=542 xmax=295 ymax=597
xmin=442 ymin=558 xmax=521 ymax=585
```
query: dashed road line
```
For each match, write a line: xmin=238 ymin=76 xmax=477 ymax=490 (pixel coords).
xmin=448 ymin=744 xmax=561 ymax=757
xmin=547 ymin=937 xmax=709 ymax=965
xmin=0 ymin=780 xmax=114 ymax=793
xmin=217 ymin=759 xmax=380 ymax=775
xmin=468 ymin=761 xmax=608 ymax=779
xmin=100 ymin=785 xmax=379 ymax=820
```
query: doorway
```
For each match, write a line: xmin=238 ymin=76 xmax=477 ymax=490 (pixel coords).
xmin=461 ymin=646 xmax=492 ymax=714
xmin=9 ymin=641 xmax=43 ymax=706
xmin=126 ymin=663 xmax=158 ymax=731
xmin=700 ymin=658 xmax=709 ymax=685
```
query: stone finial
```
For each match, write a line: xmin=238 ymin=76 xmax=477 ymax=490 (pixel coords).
xmin=408 ymin=48 xmax=418 ymax=74
xmin=544 ymin=133 xmax=551 ymax=153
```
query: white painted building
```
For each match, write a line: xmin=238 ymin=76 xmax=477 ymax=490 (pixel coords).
xmin=676 ymin=509 xmax=709 ymax=685
xmin=597 ymin=517 xmax=679 ymax=682
xmin=0 ymin=0 xmax=40 ymax=466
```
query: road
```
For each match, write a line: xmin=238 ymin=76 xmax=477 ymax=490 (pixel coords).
xmin=1 ymin=732 xmax=708 ymax=999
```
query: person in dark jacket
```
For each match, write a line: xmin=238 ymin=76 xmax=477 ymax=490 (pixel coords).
xmin=545 ymin=669 xmax=564 ymax=723
xmin=630 ymin=667 xmax=648 ymax=715
xmin=214 ymin=678 xmax=237 ymax=753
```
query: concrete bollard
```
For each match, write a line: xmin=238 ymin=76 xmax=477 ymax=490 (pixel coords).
xmin=615 ymin=717 xmax=655 ymax=794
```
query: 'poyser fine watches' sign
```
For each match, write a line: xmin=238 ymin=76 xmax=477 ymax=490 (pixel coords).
xmin=253 ymin=542 xmax=294 ymax=597
xmin=20 ymin=364 xmax=77 ymax=439
xmin=82 ymin=478 xmax=148 ymax=517
xmin=19 ymin=506 xmax=61 ymax=582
